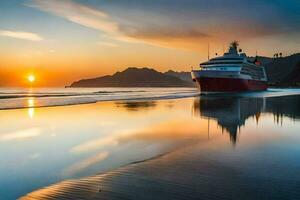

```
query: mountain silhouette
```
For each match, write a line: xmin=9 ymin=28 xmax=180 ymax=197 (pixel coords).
xmin=68 ymin=67 xmax=194 ymax=87
xmin=263 ymin=53 xmax=300 ymax=86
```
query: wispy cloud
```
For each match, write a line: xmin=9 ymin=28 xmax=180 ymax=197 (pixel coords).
xmin=0 ymin=30 xmax=43 ymax=41
xmin=25 ymin=0 xmax=207 ymax=50
xmin=24 ymin=0 xmax=300 ymax=51
xmin=26 ymin=0 xmax=118 ymax=33
xmin=26 ymin=0 xmax=285 ymax=51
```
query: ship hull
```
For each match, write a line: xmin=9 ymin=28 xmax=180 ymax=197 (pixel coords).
xmin=193 ymin=77 xmax=268 ymax=93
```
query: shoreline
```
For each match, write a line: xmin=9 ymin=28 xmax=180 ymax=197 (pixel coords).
xmin=0 ymin=93 xmax=199 ymax=111
xmin=2 ymin=87 xmax=300 ymax=111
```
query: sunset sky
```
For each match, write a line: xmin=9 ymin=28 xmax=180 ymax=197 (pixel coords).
xmin=1 ymin=0 xmax=300 ymax=86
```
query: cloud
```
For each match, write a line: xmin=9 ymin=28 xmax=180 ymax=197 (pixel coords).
xmin=26 ymin=0 xmax=118 ymax=33
xmin=0 ymin=30 xmax=43 ymax=41
xmin=119 ymin=25 xmax=209 ymax=42
xmin=25 ymin=0 xmax=300 ymax=51
xmin=25 ymin=0 xmax=208 ymax=50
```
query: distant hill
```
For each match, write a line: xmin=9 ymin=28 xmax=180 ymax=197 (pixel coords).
xmin=263 ymin=53 xmax=300 ymax=87
xmin=248 ymin=54 xmax=300 ymax=87
xmin=164 ymin=70 xmax=194 ymax=84
xmin=68 ymin=67 xmax=194 ymax=87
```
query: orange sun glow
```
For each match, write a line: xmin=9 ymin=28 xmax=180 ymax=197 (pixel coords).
xmin=28 ymin=75 xmax=36 ymax=83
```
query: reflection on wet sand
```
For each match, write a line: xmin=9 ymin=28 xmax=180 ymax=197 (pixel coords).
xmin=66 ymin=119 xmax=211 ymax=176
xmin=193 ymin=97 xmax=265 ymax=144
xmin=27 ymin=98 xmax=35 ymax=119
xmin=64 ymin=152 xmax=109 ymax=176
xmin=115 ymin=101 xmax=157 ymax=111
xmin=194 ymin=95 xmax=300 ymax=144
xmin=20 ymin=95 xmax=300 ymax=200
xmin=265 ymin=95 xmax=300 ymax=122
xmin=0 ymin=128 xmax=41 ymax=142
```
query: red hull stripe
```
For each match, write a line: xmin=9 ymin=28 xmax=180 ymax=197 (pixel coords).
xmin=194 ymin=77 xmax=268 ymax=92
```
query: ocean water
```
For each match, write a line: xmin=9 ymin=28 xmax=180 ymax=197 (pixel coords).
xmin=0 ymin=87 xmax=199 ymax=110
xmin=1 ymin=88 xmax=300 ymax=199
xmin=1 ymin=87 xmax=300 ymax=110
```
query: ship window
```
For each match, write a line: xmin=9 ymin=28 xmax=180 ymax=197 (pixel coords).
xmin=201 ymin=61 xmax=243 ymax=65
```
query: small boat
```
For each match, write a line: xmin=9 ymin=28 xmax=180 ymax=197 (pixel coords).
xmin=191 ymin=41 xmax=268 ymax=93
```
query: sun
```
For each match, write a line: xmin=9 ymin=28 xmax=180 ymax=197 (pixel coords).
xmin=28 ymin=75 xmax=36 ymax=83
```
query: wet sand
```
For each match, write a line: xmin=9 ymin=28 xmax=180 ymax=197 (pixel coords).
xmin=21 ymin=136 xmax=300 ymax=200
xmin=20 ymin=95 xmax=300 ymax=200
xmin=1 ymin=94 xmax=300 ymax=199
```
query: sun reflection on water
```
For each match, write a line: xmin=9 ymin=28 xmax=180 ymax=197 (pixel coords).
xmin=28 ymin=98 xmax=34 ymax=107
xmin=27 ymin=98 xmax=35 ymax=119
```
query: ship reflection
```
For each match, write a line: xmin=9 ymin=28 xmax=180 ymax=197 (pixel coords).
xmin=193 ymin=95 xmax=300 ymax=144
xmin=115 ymin=101 xmax=157 ymax=111
xmin=265 ymin=95 xmax=300 ymax=124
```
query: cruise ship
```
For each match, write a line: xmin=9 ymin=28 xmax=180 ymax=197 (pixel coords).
xmin=191 ymin=42 xmax=268 ymax=93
